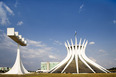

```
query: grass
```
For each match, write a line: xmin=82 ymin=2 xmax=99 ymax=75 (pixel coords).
xmin=0 ymin=73 xmax=116 ymax=77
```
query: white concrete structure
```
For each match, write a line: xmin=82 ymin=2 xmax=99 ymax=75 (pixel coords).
xmin=49 ymin=36 xmax=110 ymax=73
xmin=7 ymin=28 xmax=27 ymax=46
xmin=5 ymin=28 xmax=29 ymax=74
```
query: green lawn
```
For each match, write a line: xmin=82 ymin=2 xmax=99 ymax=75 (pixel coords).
xmin=0 ymin=73 xmax=116 ymax=77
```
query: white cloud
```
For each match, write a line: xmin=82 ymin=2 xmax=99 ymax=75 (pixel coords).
xmin=80 ymin=4 xmax=84 ymax=9
xmin=0 ymin=2 xmax=14 ymax=25
xmin=3 ymin=3 xmax=14 ymax=15
xmin=54 ymin=40 xmax=63 ymax=45
xmin=113 ymin=20 xmax=116 ymax=24
xmin=27 ymin=39 xmax=46 ymax=47
xmin=14 ymin=0 xmax=18 ymax=7
xmin=89 ymin=57 xmax=96 ymax=62
xmin=17 ymin=21 xmax=23 ymax=26
xmin=99 ymin=49 xmax=105 ymax=53
xmin=49 ymin=55 xmax=56 ymax=59
xmin=89 ymin=42 xmax=95 ymax=45
xmin=0 ymin=31 xmax=16 ymax=51
xmin=20 ymin=39 xmax=54 ymax=59
xmin=79 ymin=3 xmax=84 ymax=13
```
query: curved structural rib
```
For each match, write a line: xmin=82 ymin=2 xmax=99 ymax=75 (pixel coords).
xmin=81 ymin=41 xmax=110 ymax=73
xmin=50 ymin=41 xmax=71 ymax=73
xmin=49 ymin=36 xmax=110 ymax=73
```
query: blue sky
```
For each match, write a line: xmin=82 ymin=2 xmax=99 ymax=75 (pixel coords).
xmin=0 ymin=0 xmax=116 ymax=71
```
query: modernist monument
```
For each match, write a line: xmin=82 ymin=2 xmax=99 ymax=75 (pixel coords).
xmin=5 ymin=28 xmax=29 ymax=74
xmin=49 ymin=34 xmax=110 ymax=73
